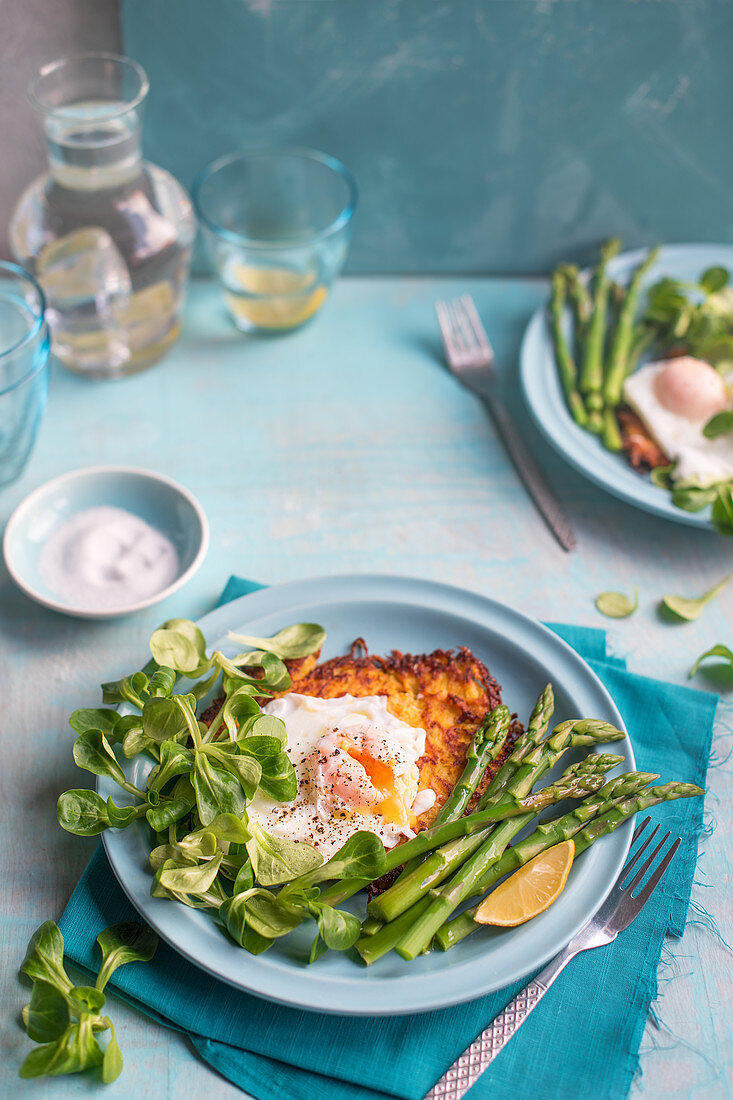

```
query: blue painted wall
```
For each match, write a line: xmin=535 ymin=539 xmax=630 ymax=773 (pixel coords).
xmin=123 ymin=0 xmax=733 ymax=275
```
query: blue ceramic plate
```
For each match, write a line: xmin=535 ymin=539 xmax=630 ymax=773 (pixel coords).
xmin=101 ymin=574 xmax=634 ymax=1016
xmin=520 ymin=243 xmax=733 ymax=529
xmin=3 ymin=465 xmax=209 ymax=618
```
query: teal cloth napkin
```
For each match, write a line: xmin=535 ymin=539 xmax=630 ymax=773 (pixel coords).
xmin=58 ymin=576 xmax=717 ymax=1100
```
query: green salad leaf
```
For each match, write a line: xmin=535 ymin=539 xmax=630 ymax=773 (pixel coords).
xmin=712 ymin=485 xmax=733 ymax=535
xmin=105 ymin=798 xmax=147 ymax=829
xmin=703 ymin=411 xmax=733 ymax=439
xmin=95 ymin=923 xmax=159 ymax=992
xmin=69 ymin=709 xmax=121 ymax=737
xmin=19 ymin=1019 xmax=104 ymax=1079
xmin=142 ymin=696 xmax=190 ymax=745
xmin=220 ymin=889 xmax=304 ymax=946
xmin=689 ymin=643 xmax=733 ymax=678
xmin=650 ymin=465 xmax=674 ymax=490
xmin=72 ymin=730 xmax=141 ymax=797
xmin=595 ymin=588 xmax=638 ymax=618
xmin=57 ymin=789 xmax=111 ymax=836
xmin=18 ymin=920 xmax=156 ymax=1083
xmin=147 ymin=741 xmax=195 ymax=793
xmin=199 ymin=743 xmax=262 ymax=799
xmin=700 ymin=266 xmax=729 ymax=294
xmin=157 ymin=852 xmax=224 ymax=897
xmin=228 ymin=623 xmax=326 ymax=659
xmin=150 ymin=629 xmax=201 ymax=674
xmin=24 ymin=981 xmax=70 ymax=1043
xmin=644 ymin=266 xmax=733 ymax=361
xmin=145 ymin=790 xmax=196 ymax=832
xmin=247 ymin=822 xmax=323 ymax=886
xmin=671 ymin=483 xmax=719 ymax=513
xmin=313 ymin=904 xmax=361 ymax=951
xmin=150 ymin=618 xmax=209 ymax=674
xmin=102 ymin=1025 xmax=123 ymax=1084
xmin=192 ymin=753 xmax=248 ymax=826
xmin=147 ymin=665 xmax=177 ymax=698
xmin=101 ymin=671 xmax=151 ymax=710
xmin=68 ymin=987 xmax=106 ymax=1015
xmin=222 ymin=687 xmax=261 ymax=739
xmin=662 ymin=574 xmax=730 ymax=621
xmin=237 ymin=734 xmax=297 ymax=801
xmin=20 ymin=922 xmax=73 ymax=995
xmin=281 ymin=831 xmax=387 ymax=897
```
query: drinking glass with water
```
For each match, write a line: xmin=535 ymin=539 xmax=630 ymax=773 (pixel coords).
xmin=193 ymin=148 xmax=357 ymax=333
xmin=0 ymin=263 xmax=50 ymax=488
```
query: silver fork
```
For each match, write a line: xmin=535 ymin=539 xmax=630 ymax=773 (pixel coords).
xmin=436 ymin=295 xmax=577 ymax=552
xmin=424 ymin=818 xmax=681 ymax=1100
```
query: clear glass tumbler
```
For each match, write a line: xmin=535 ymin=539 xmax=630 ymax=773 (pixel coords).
xmin=192 ymin=148 xmax=357 ymax=333
xmin=0 ymin=262 xmax=50 ymax=487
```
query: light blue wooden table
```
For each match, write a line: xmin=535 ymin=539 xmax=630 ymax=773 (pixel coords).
xmin=1 ymin=278 xmax=730 ymax=1099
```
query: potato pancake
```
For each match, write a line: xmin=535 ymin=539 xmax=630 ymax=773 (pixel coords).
xmin=266 ymin=639 xmax=522 ymax=829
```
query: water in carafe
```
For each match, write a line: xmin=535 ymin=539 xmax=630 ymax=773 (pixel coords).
xmin=10 ymin=56 xmax=195 ymax=378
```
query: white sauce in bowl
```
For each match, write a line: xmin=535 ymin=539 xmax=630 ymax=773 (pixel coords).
xmin=38 ymin=505 xmax=179 ymax=611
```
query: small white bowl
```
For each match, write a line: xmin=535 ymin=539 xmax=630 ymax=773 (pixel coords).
xmin=3 ymin=465 xmax=209 ymax=618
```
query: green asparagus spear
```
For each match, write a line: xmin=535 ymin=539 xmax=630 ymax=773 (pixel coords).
xmin=362 ymin=687 xmax=556 ymax=923
xmin=393 ymin=754 xmax=623 ymax=961
xmin=359 ymin=754 xmax=623 ymax=937
xmin=560 ymin=264 xmax=593 ymax=361
xmin=473 ymin=770 xmax=653 ymax=895
xmin=355 ymin=897 xmax=433 ymax=965
xmin=514 ymin=752 xmax=623 ymax=809
xmin=580 ymin=238 xmax=622 ymax=431
xmin=355 ymin=761 xmax=633 ymax=967
xmin=367 ymin=718 xmax=624 ymax=926
xmin=425 ymin=705 xmax=510 ymax=828
xmin=480 ymin=685 xmax=555 ymax=797
xmin=549 ymin=270 xmax=589 ymax=427
xmin=311 ymin=755 xmax=607 ymax=915
xmin=603 ymin=246 xmax=660 ymax=407
xmin=556 ymin=718 xmax=628 ymax=747
xmin=602 ymin=407 xmax=623 ymax=452
xmin=367 ymin=740 xmax=624 ymax=956
xmin=434 ymin=779 xmax=701 ymax=951
xmin=321 ymin=686 xmax=554 ymax=910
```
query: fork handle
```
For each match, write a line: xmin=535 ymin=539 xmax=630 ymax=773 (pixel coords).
xmin=423 ymin=947 xmax=577 ymax=1100
xmin=480 ymin=393 xmax=578 ymax=552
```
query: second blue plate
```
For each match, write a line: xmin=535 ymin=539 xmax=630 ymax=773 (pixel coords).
xmin=520 ymin=243 xmax=733 ymax=530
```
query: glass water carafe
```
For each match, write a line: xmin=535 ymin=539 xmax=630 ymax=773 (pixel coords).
xmin=9 ymin=53 xmax=196 ymax=379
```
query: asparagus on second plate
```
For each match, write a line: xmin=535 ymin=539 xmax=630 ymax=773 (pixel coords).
xmin=580 ymin=237 xmax=621 ymax=431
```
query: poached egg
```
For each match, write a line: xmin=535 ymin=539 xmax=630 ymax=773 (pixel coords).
xmin=247 ymin=693 xmax=437 ymax=858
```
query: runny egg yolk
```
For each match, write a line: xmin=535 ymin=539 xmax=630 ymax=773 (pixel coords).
xmin=314 ymin=727 xmax=419 ymax=830
xmin=342 ymin=739 xmax=414 ymax=828
xmin=254 ymin=693 xmax=436 ymax=857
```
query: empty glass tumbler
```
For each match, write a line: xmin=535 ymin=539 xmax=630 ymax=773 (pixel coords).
xmin=193 ymin=148 xmax=357 ymax=333
xmin=9 ymin=53 xmax=196 ymax=379
xmin=0 ymin=263 xmax=50 ymax=487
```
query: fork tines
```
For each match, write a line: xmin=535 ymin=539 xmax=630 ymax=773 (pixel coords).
xmin=609 ymin=816 xmax=682 ymax=927
xmin=436 ymin=296 xmax=494 ymax=368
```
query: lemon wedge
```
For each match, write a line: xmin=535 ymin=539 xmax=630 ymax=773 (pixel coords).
xmin=474 ymin=839 xmax=575 ymax=927
xmin=225 ymin=263 xmax=327 ymax=330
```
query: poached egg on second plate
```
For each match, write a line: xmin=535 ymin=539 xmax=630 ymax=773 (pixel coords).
xmin=623 ymin=356 xmax=733 ymax=486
